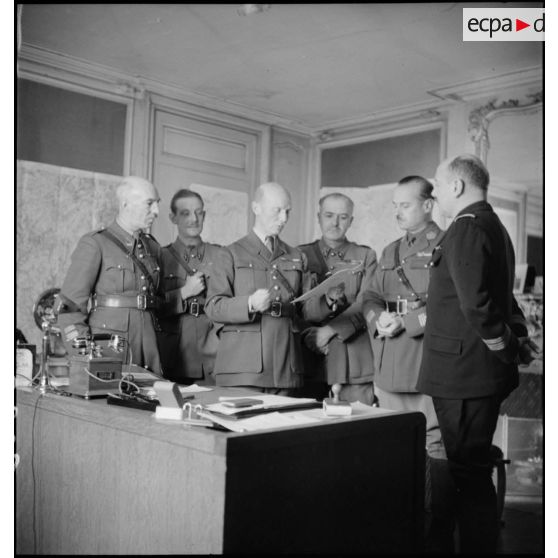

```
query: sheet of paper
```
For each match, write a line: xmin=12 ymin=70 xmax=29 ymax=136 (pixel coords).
xmin=291 ymin=261 xmax=364 ymax=303
xmin=200 ymin=410 xmax=322 ymax=432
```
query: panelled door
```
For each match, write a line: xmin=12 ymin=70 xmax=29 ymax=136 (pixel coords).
xmin=151 ymin=109 xmax=264 ymax=246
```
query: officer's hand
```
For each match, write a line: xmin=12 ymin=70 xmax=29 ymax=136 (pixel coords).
xmin=315 ymin=325 xmax=337 ymax=349
xmin=302 ymin=326 xmax=332 ymax=355
xmin=377 ymin=311 xmax=396 ymax=328
xmin=181 ymin=271 xmax=205 ymax=299
xmin=249 ymin=288 xmax=272 ymax=313
xmin=377 ymin=315 xmax=405 ymax=338
xmin=517 ymin=336 xmax=541 ymax=365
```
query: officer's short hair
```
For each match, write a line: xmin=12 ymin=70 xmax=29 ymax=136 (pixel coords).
xmin=170 ymin=189 xmax=204 ymax=214
xmin=447 ymin=155 xmax=490 ymax=191
xmin=318 ymin=192 xmax=354 ymax=213
xmin=397 ymin=176 xmax=434 ymax=201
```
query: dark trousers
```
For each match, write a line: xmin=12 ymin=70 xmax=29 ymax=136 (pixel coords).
xmin=432 ymin=394 xmax=503 ymax=554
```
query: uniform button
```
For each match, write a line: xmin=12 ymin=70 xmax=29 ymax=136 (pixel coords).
xmin=142 ymin=286 xmax=147 ymax=291
xmin=275 ymin=296 xmax=280 ymax=301
xmin=139 ymin=254 xmax=144 ymax=259
xmin=401 ymin=259 xmax=405 ymax=264
xmin=330 ymin=266 xmax=334 ymax=270
xmin=274 ymin=285 xmax=280 ymax=290
xmin=249 ymin=263 xmax=253 ymax=268
xmin=272 ymin=264 xmax=277 ymax=269
xmin=192 ymin=268 xmax=197 ymax=273
xmin=141 ymin=275 xmax=145 ymax=280
xmin=117 ymin=265 xmax=122 ymax=269
xmin=272 ymin=275 xmax=277 ymax=280
xmin=156 ymin=266 xmax=160 ymax=271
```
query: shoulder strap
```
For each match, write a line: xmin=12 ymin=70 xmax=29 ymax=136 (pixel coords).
xmin=394 ymin=239 xmax=424 ymax=303
xmin=100 ymin=229 xmax=156 ymax=289
xmin=307 ymin=241 xmax=331 ymax=281
xmin=167 ymin=243 xmax=196 ymax=276
xmin=272 ymin=267 xmax=297 ymax=301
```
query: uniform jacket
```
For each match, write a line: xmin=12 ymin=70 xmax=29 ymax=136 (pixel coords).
xmin=298 ymin=239 xmax=377 ymax=385
xmin=417 ymin=201 xmax=528 ymax=399
xmin=362 ymin=221 xmax=443 ymax=392
xmin=57 ymin=221 xmax=169 ymax=373
xmin=204 ymin=231 xmax=310 ymax=388
xmin=157 ymin=238 xmax=222 ymax=381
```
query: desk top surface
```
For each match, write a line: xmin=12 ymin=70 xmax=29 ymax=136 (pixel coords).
xmin=15 ymin=386 xmax=417 ymax=456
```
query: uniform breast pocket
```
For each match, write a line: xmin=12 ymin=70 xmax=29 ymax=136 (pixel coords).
xmin=234 ymin=259 xmax=258 ymax=294
xmin=103 ymin=257 xmax=134 ymax=292
xmin=409 ymin=256 xmax=432 ymax=270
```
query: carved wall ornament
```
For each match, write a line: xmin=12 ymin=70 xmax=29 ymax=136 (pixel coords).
xmin=468 ymin=91 xmax=542 ymax=162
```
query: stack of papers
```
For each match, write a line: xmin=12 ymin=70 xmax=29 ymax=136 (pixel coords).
xmin=204 ymin=395 xmax=320 ymax=417
xmin=198 ymin=399 xmax=394 ymax=433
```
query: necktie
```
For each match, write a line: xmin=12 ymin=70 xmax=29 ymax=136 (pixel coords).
xmin=265 ymin=235 xmax=275 ymax=255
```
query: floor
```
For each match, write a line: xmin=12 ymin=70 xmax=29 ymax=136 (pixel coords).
xmin=497 ymin=498 xmax=543 ymax=555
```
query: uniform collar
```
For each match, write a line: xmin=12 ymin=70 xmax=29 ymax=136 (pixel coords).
xmin=110 ymin=221 xmax=140 ymax=249
xmin=174 ymin=236 xmax=205 ymax=261
xmin=457 ymin=200 xmax=491 ymax=217
xmin=319 ymin=237 xmax=350 ymax=259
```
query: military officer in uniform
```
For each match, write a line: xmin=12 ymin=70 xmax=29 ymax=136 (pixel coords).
xmin=157 ymin=189 xmax=222 ymax=385
xmin=298 ymin=193 xmax=376 ymax=404
xmin=417 ymin=155 xmax=539 ymax=553
xmin=361 ymin=176 xmax=452 ymax=552
xmin=56 ymin=176 xmax=167 ymax=373
xmin=205 ymin=182 xmax=311 ymax=395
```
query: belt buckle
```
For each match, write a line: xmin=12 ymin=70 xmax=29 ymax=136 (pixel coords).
xmin=189 ymin=301 xmax=200 ymax=317
xmin=270 ymin=301 xmax=282 ymax=317
xmin=396 ymin=298 xmax=408 ymax=315
xmin=137 ymin=294 xmax=147 ymax=310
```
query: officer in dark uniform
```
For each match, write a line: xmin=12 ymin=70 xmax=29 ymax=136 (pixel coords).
xmin=361 ymin=176 xmax=452 ymax=552
xmin=157 ymin=189 xmax=223 ymax=385
xmin=56 ymin=176 xmax=171 ymax=373
xmin=417 ymin=154 xmax=539 ymax=553
xmin=205 ymin=182 xmax=311 ymax=394
xmin=299 ymin=192 xmax=376 ymax=405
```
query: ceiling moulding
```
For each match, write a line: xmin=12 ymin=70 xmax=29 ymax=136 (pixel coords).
xmin=17 ymin=43 xmax=312 ymax=135
xmin=427 ymin=66 xmax=542 ymax=103
xmin=309 ymin=100 xmax=450 ymax=139
xmin=313 ymin=106 xmax=447 ymax=146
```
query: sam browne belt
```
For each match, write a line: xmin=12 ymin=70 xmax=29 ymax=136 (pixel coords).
xmin=386 ymin=299 xmax=426 ymax=315
xmin=94 ymin=294 xmax=162 ymax=311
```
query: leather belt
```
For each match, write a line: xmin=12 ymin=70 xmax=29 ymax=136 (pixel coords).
xmin=185 ymin=300 xmax=205 ymax=317
xmin=94 ymin=294 xmax=162 ymax=311
xmin=261 ymin=301 xmax=296 ymax=318
xmin=386 ymin=299 xmax=425 ymax=315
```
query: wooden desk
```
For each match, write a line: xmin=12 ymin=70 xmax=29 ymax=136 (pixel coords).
xmin=16 ymin=387 xmax=425 ymax=554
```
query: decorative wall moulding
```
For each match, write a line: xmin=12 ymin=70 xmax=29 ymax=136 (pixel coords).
xmin=468 ymin=92 xmax=543 ymax=162
xmin=428 ymin=66 xmax=542 ymax=103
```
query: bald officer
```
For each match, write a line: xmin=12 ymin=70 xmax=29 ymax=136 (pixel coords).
xmin=417 ymin=155 xmax=538 ymax=553
xmin=205 ymin=182 xmax=310 ymax=395
xmin=56 ymin=176 xmax=166 ymax=373
xmin=157 ymin=189 xmax=223 ymax=385
xmin=298 ymin=193 xmax=377 ymax=405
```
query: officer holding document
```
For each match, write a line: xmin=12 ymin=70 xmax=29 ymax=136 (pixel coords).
xmin=299 ymin=193 xmax=377 ymax=405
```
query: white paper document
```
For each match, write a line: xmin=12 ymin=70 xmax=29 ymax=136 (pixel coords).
xmin=200 ymin=410 xmax=323 ymax=433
